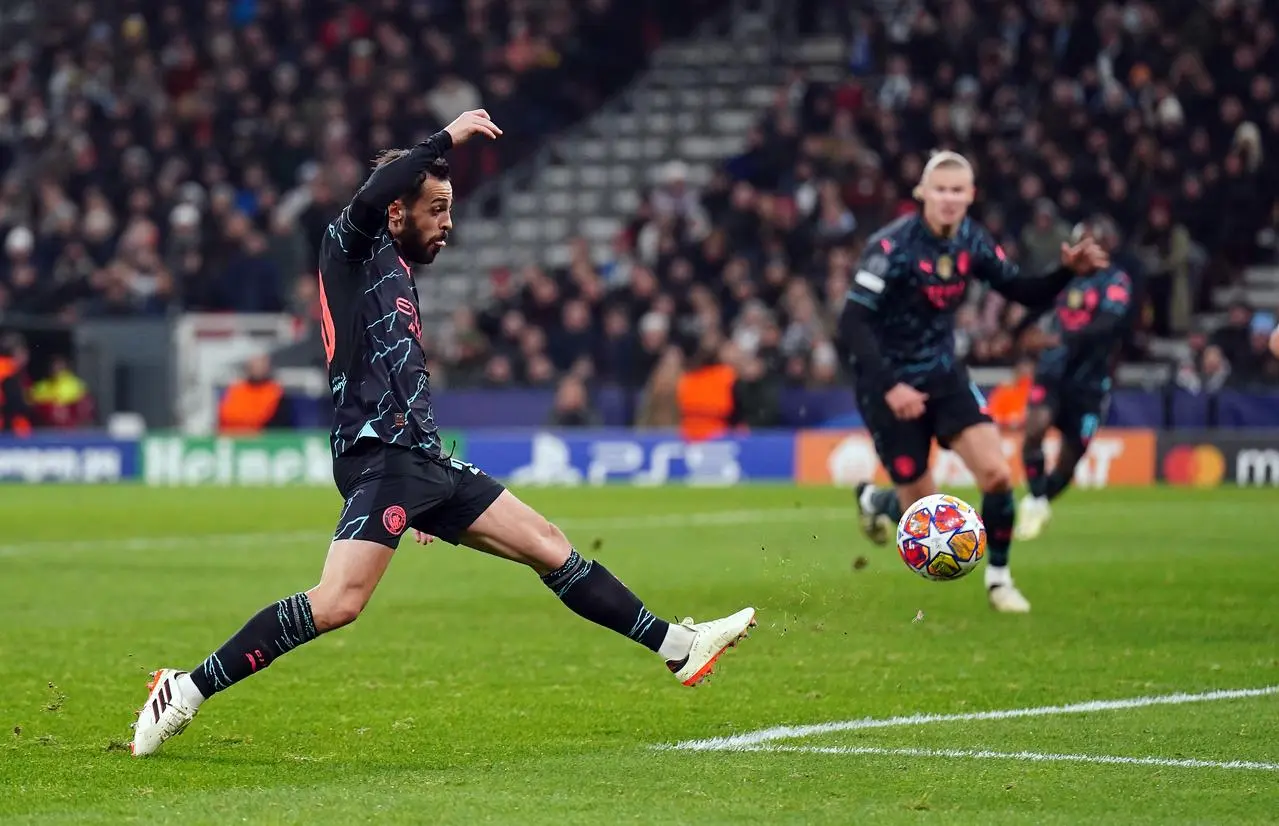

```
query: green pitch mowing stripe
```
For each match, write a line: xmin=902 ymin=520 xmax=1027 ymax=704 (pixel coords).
xmin=3 ymin=485 xmax=1278 ymax=825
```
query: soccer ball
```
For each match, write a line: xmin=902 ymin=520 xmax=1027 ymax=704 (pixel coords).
xmin=897 ymin=493 xmax=987 ymax=581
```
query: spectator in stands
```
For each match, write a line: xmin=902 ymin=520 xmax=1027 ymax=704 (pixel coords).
xmin=217 ymin=353 xmax=291 ymax=434
xmin=676 ymin=335 xmax=740 ymax=441
xmin=732 ymin=346 xmax=781 ymax=428
xmin=0 ymin=0 xmax=689 ymax=327
xmin=7 ymin=0 xmax=1279 ymax=416
xmin=986 ymin=356 xmax=1035 ymax=432
xmin=635 ymin=346 xmax=683 ymax=430
xmin=548 ymin=376 xmax=600 ymax=428
xmin=595 ymin=305 xmax=639 ymax=385
xmin=1021 ymin=200 xmax=1073 ymax=278
xmin=0 ymin=333 xmax=32 ymax=436
xmin=1211 ymin=302 xmax=1256 ymax=374
xmin=1236 ymin=311 xmax=1279 ymax=387
xmin=1177 ymin=342 xmax=1231 ymax=396
xmin=1135 ymin=200 xmax=1197 ymax=337
xmin=29 ymin=354 xmax=95 ymax=429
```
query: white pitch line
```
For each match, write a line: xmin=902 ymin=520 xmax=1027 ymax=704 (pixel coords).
xmin=661 ymin=685 xmax=1279 ymax=752
xmin=736 ymin=744 xmax=1279 ymax=772
xmin=0 ymin=506 xmax=853 ymax=557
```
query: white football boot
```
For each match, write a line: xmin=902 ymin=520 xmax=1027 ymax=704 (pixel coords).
xmin=985 ymin=566 xmax=1032 ymax=613
xmin=1014 ymin=494 xmax=1052 ymax=541
xmin=856 ymin=482 xmax=894 ymax=546
xmin=669 ymin=607 xmax=757 ymax=686
xmin=130 ymin=668 xmax=201 ymax=756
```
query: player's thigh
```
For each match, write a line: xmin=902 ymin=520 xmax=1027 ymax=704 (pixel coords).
xmin=408 ymin=456 xmax=570 ymax=574
xmin=1052 ymin=393 xmax=1106 ymax=476
xmin=933 ymin=369 xmax=993 ymax=446
xmin=456 ymin=489 xmax=572 ymax=575
xmin=1024 ymin=381 xmax=1057 ymax=444
xmin=1023 ymin=403 xmax=1054 ymax=445
xmin=1057 ymin=391 xmax=1107 ymax=450
xmin=307 ymin=539 xmax=396 ymax=631
xmin=947 ymin=422 xmax=1013 ymax=493
xmin=894 ymin=471 xmax=938 ymax=513
xmin=931 ymin=372 xmax=1012 ymax=492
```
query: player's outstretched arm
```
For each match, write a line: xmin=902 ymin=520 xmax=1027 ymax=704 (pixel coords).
xmin=973 ymin=232 xmax=1107 ymax=309
xmin=330 ymin=110 xmax=502 ymax=259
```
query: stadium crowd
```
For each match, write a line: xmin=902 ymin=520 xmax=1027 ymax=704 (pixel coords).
xmin=3 ymin=0 xmax=1279 ymax=432
xmin=0 ymin=0 xmax=711 ymax=320
xmin=445 ymin=0 xmax=1279 ymax=426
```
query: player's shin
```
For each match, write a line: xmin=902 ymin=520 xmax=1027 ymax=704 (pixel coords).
xmin=981 ymin=490 xmax=1015 ymax=571
xmin=1045 ymin=439 xmax=1084 ymax=501
xmin=1023 ymin=443 xmax=1048 ymax=499
xmin=541 ymin=548 xmax=694 ymax=664
xmin=184 ymin=592 xmax=320 ymax=704
xmin=871 ymin=488 xmax=905 ymax=521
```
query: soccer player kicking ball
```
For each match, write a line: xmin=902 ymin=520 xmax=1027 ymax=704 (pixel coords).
xmin=1014 ymin=215 xmax=1134 ymax=540
xmin=130 ymin=110 xmax=756 ymax=756
xmin=838 ymin=151 xmax=1107 ymax=614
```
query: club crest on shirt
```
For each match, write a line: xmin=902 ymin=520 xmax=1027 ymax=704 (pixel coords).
xmin=937 ymin=254 xmax=953 ymax=279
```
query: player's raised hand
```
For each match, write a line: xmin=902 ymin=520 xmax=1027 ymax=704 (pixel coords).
xmin=444 ymin=109 xmax=502 ymax=146
xmin=1060 ymin=240 xmax=1109 ymax=273
xmin=410 ymin=529 xmax=436 ymax=546
xmin=885 ymin=382 xmax=928 ymax=421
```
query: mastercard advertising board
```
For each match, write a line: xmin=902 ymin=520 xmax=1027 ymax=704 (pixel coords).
xmin=1157 ymin=431 xmax=1279 ymax=487
xmin=795 ymin=428 xmax=1157 ymax=487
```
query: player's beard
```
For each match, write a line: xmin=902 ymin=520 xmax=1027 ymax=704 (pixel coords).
xmin=399 ymin=215 xmax=446 ymax=265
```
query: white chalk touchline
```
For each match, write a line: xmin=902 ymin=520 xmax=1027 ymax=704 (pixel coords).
xmin=0 ymin=506 xmax=853 ymax=556
xmin=736 ymin=744 xmax=1279 ymax=772
xmin=661 ymin=685 xmax=1279 ymax=752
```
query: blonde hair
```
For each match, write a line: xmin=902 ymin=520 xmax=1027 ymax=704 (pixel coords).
xmin=913 ymin=150 xmax=974 ymax=199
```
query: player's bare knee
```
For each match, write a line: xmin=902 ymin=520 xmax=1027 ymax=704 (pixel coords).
xmin=530 ymin=519 xmax=572 ymax=573
xmin=976 ymin=463 xmax=1013 ymax=494
xmin=896 ymin=478 xmax=935 ymax=509
xmin=306 ymin=585 xmax=369 ymax=632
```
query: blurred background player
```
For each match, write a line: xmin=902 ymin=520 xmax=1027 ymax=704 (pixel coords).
xmin=130 ymin=110 xmax=755 ymax=757
xmin=1015 ymin=216 xmax=1135 ymax=540
xmin=839 ymin=152 xmax=1107 ymax=614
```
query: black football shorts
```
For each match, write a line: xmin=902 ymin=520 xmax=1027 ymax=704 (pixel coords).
xmin=331 ymin=440 xmax=506 ymax=548
xmin=1029 ymin=380 xmax=1109 ymax=447
xmin=857 ymin=366 xmax=993 ymax=485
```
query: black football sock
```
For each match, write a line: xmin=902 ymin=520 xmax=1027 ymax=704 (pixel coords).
xmin=1045 ymin=471 xmax=1071 ymax=501
xmin=188 ymin=592 xmax=319 ymax=699
xmin=1024 ymin=446 xmax=1048 ymax=498
xmin=541 ymin=549 xmax=679 ymax=657
xmin=870 ymin=487 xmax=904 ymax=522
xmin=982 ymin=490 xmax=1015 ymax=570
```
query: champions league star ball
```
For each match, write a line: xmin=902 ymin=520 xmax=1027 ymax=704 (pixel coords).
xmin=897 ymin=493 xmax=987 ymax=581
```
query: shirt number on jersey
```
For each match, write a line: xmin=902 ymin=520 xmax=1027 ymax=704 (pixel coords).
xmin=318 ymin=271 xmax=336 ymax=366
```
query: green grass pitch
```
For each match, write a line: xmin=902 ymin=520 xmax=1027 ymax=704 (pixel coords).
xmin=2 ymin=483 xmax=1277 ymax=824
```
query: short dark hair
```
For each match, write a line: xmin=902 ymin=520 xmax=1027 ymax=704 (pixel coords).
xmin=372 ymin=148 xmax=450 ymax=202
